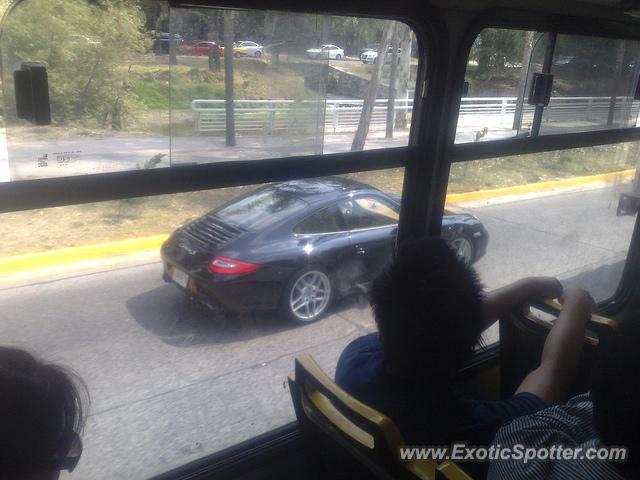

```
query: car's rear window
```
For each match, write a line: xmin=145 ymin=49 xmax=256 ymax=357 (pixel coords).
xmin=214 ymin=188 xmax=308 ymax=230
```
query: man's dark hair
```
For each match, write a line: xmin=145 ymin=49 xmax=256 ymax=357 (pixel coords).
xmin=370 ymin=238 xmax=485 ymax=384
xmin=0 ymin=347 xmax=88 ymax=478
xmin=591 ymin=321 xmax=640 ymax=475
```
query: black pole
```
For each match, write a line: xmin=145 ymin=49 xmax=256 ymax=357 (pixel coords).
xmin=531 ymin=32 xmax=557 ymax=137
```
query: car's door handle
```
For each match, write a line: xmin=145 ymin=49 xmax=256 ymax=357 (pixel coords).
xmin=356 ymin=246 xmax=366 ymax=255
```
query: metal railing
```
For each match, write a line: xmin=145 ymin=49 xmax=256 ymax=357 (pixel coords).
xmin=191 ymin=96 xmax=640 ymax=134
xmin=191 ymin=98 xmax=413 ymax=134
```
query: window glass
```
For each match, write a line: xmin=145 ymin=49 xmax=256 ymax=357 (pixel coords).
xmin=456 ymin=28 xmax=640 ymax=143
xmin=343 ymin=195 xmax=399 ymax=229
xmin=214 ymin=186 xmax=308 ymax=231
xmin=0 ymin=1 xmax=418 ymax=181
xmin=538 ymin=34 xmax=640 ymax=135
xmin=0 ymin=167 xmax=406 ymax=479
xmin=447 ymin=142 xmax=640 ymax=344
xmin=456 ymin=28 xmax=539 ymax=143
xmin=294 ymin=203 xmax=345 ymax=234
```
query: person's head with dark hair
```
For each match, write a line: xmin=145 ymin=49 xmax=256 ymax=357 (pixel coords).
xmin=591 ymin=321 xmax=640 ymax=477
xmin=0 ymin=347 xmax=88 ymax=480
xmin=370 ymin=237 xmax=485 ymax=385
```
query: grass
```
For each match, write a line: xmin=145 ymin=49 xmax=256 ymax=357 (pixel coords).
xmin=448 ymin=144 xmax=639 ymax=193
xmin=130 ymin=56 xmax=315 ymax=112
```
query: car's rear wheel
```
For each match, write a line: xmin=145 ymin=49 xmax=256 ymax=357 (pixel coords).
xmin=283 ymin=267 xmax=332 ymax=323
xmin=335 ymin=54 xmax=342 ymax=60
xmin=255 ymin=50 xmax=262 ymax=57
xmin=449 ymin=233 xmax=475 ymax=266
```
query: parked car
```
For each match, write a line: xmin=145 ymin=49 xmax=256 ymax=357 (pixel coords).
xmin=161 ymin=177 xmax=489 ymax=323
xmin=151 ymin=32 xmax=184 ymax=54
xmin=177 ymin=41 xmax=218 ymax=56
xmin=359 ymin=45 xmax=379 ymax=56
xmin=234 ymin=41 xmax=263 ymax=57
xmin=361 ymin=46 xmax=401 ymax=64
xmin=306 ymin=44 xmax=344 ymax=60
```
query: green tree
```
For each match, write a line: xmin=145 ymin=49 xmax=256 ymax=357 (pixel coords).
xmin=1 ymin=0 xmax=146 ymax=129
xmin=471 ymin=28 xmax=524 ymax=79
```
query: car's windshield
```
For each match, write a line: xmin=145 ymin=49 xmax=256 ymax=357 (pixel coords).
xmin=214 ymin=188 xmax=308 ymax=231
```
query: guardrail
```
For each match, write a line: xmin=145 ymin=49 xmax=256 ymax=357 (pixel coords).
xmin=191 ymin=98 xmax=413 ymax=134
xmin=191 ymin=96 xmax=640 ymax=134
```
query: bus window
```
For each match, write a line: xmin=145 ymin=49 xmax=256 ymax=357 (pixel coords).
xmin=538 ymin=34 xmax=640 ymax=135
xmin=0 ymin=1 xmax=418 ymax=181
xmin=456 ymin=28 xmax=640 ymax=143
xmin=456 ymin=28 xmax=541 ymax=143
xmin=447 ymin=142 xmax=639 ymax=344
xmin=0 ymin=170 xmax=420 ymax=479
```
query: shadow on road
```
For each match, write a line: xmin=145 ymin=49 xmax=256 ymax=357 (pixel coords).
xmin=562 ymin=258 xmax=626 ymax=302
xmin=126 ymin=284 xmax=367 ymax=347
xmin=126 ymin=284 xmax=296 ymax=347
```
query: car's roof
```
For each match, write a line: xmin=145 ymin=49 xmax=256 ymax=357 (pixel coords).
xmin=267 ymin=176 xmax=380 ymax=205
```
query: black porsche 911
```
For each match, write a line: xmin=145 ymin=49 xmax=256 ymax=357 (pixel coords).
xmin=161 ymin=177 xmax=488 ymax=323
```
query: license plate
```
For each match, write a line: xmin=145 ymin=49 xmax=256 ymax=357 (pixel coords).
xmin=172 ymin=268 xmax=189 ymax=289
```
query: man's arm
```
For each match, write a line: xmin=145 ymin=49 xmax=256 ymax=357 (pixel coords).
xmin=515 ymin=288 xmax=594 ymax=405
xmin=482 ymin=277 xmax=563 ymax=330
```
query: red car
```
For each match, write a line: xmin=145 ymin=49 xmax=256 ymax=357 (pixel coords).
xmin=177 ymin=41 xmax=219 ymax=56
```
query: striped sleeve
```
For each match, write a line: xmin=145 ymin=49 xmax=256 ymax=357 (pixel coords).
xmin=487 ymin=394 xmax=626 ymax=480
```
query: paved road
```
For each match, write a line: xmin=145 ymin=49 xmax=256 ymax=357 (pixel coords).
xmin=0 ymin=186 xmax=635 ymax=479
xmin=5 ymin=131 xmax=409 ymax=180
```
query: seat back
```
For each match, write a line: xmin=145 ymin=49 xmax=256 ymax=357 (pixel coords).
xmin=288 ymin=354 xmax=442 ymax=480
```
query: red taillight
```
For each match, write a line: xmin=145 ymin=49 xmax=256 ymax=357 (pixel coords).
xmin=208 ymin=256 xmax=261 ymax=275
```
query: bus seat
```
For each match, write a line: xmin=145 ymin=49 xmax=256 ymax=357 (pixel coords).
xmin=436 ymin=461 xmax=473 ymax=480
xmin=287 ymin=354 xmax=472 ymax=480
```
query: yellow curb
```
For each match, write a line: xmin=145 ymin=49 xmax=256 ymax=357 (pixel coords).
xmin=445 ymin=169 xmax=636 ymax=204
xmin=0 ymin=168 xmax=636 ymax=279
xmin=0 ymin=234 xmax=168 ymax=277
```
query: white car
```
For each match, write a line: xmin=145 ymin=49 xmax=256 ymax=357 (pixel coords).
xmin=361 ymin=46 xmax=401 ymax=64
xmin=306 ymin=44 xmax=344 ymax=60
xmin=234 ymin=41 xmax=263 ymax=57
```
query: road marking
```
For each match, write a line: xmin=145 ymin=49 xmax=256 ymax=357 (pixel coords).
xmin=445 ymin=169 xmax=635 ymax=204
xmin=0 ymin=235 xmax=167 ymax=279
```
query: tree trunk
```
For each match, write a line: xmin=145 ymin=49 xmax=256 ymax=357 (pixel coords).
xmin=512 ymin=31 xmax=534 ymax=131
xmin=224 ymin=11 xmax=236 ymax=147
xmin=321 ymin=15 xmax=331 ymax=44
xmin=386 ymin=23 xmax=399 ymax=139
xmin=263 ymin=12 xmax=280 ymax=65
xmin=169 ymin=32 xmax=178 ymax=65
xmin=351 ymin=20 xmax=394 ymax=151
xmin=394 ymin=25 xmax=412 ymax=129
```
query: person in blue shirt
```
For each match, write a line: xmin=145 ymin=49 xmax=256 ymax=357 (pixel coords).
xmin=335 ymin=238 xmax=593 ymax=474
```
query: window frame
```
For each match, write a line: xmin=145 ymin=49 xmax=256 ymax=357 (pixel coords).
xmin=446 ymin=9 xmax=640 ymax=165
xmin=444 ymin=9 xmax=640 ymax=314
